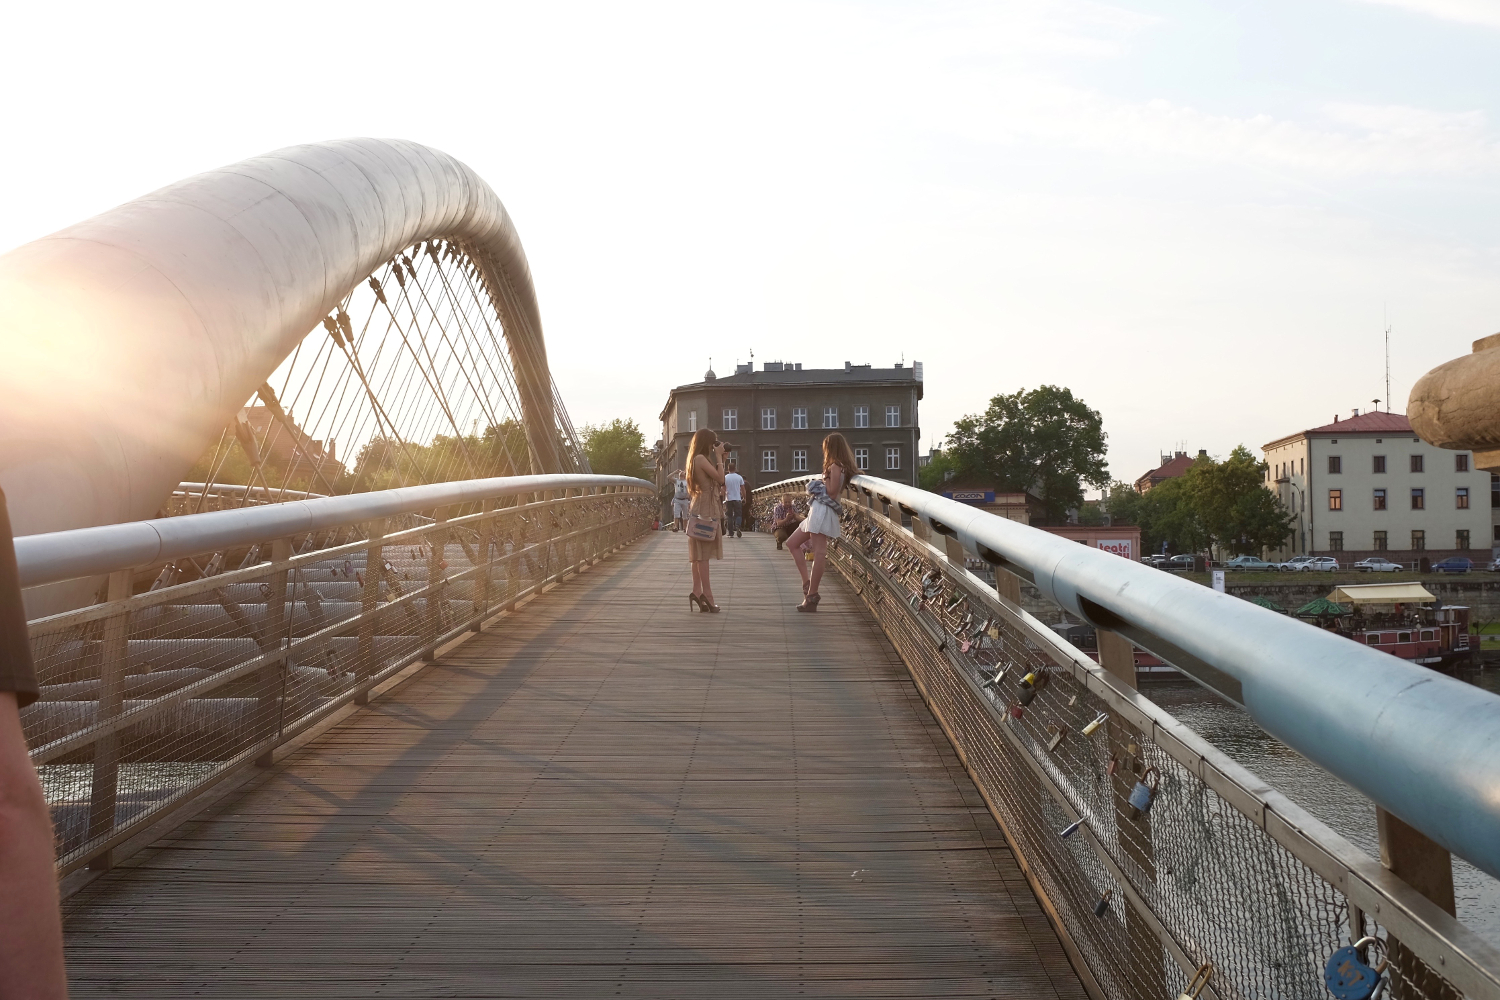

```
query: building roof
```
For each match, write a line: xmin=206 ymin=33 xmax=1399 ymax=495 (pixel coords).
xmin=1329 ymin=582 xmax=1436 ymax=605
xmin=1264 ymin=410 xmax=1412 ymax=449
xmin=1134 ymin=451 xmax=1196 ymax=490
xmin=670 ymin=364 xmax=922 ymax=392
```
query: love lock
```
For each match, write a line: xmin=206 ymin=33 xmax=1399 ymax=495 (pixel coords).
xmin=1127 ymin=767 xmax=1160 ymax=819
xmin=1324 ymin=937 xmax=1388 ymax=1000
xmin=981 ymin=666 xmax=1009 ymax=689
xmin=1177 ymin=963 xmax=1213 ymax=1000
xmin=1046 ymin=724 xmax=1067 ymax=752
xmin=1007 ymin=702 xmax=1025 ymax=720
xmin=1105 ymin=754 xmax=1119 ymax=776
xmin=1093 ymin=889 xmax=1112 ymax=917
xmin=1081 ymin=712 xmax=1108 ymax=737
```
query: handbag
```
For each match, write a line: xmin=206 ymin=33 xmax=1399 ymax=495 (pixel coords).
xmin=686 ymin=513 xmax=718 ymax=541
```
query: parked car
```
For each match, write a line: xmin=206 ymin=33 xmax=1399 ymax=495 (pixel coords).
xmin=1145 ymin=554 xmax=1171 ymax=568
xmin=1300 ymin=556 xmax=1340 ymax=571
xmin=1352 ymin=557 xmax=1402 ymax=573
xmin=1166 ymin=554 xmax=1196 ymax=571
xmin=1225 ymin=556 xmax=1277 ymax=571
xmin=1278 ymin=556 xmax=1315 ymax=572
xmin=1488 ymin=558 xmax=1500 ymax=573
xmin=1432 ymin=556 xmax=1473 ymax=574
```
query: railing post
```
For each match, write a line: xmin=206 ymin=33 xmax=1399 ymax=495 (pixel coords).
xmin=254 ymin=538 xmax=293 ymax=767
xmin=474 ymin=499 xmax=494 ymax=629
xmin=355 ymin=518 xmax=385 ymax=706
xmin=86 ymin=568 xmax=134 ymax=870
xmin=1378 ymin=808 xmax=1461 ymax=1000
xmin=423 ymin=508 xmax=448 ymax=659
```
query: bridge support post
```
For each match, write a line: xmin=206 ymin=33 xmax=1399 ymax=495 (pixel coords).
xmin=474 ymin=500 xmax=494 ymax=630
xmin=355 ymin=519 xmax=386 ymax=706
xmin=255 ymin=538 xmax=292 ymax=768
xmin=422 ymin=508 xmax=448 ymax=660
xmin=1377 ymin=808 xmax=1460 ymax=1000
xmin=86 ymin=568 xmax=134 ymax=870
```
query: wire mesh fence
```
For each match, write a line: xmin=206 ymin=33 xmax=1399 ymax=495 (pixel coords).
xmin=25 ymin=486 xmax=655 ymax=875
xmin=752 ymin=481 xmax=1492 ymax=1000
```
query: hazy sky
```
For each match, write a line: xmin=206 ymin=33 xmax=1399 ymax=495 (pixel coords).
xmin=3 ymin=0 xmax=1498 ymax=483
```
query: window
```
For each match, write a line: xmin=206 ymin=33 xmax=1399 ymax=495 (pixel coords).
xmin=722 ymin=408 xmax=738 ymax=431
xmin=854 ymin=447 xmax=870 ymax=471
xmin=1457 ymin=529 xmax=1470 ymax=550
xmin=689 ymin=410 xmax=697 ymax=432
xmin=1373 ymin=455 xmax=1386 ymax=474
xmin=1399 ymin=632 xmax=1412 ymax=643
xmin=1366 ymin=634 xmax=1380 ymax=645
xmin=1421 ymin=629 xmax=1437 ymax=641
xmin=823 ymin=406 xmax=838 ymax=428
xmin=1493 ymin=473 xmax=1500 ymax=508
xmin=854 ymin=405 xmax=869 ymax=428
xmin=1411 ymin=488 xmax=1425 ymax=510
xmin=1329 ymin=531 xmax=1343 ymax=551
xmin=1328 ymin=456 xmax=1342 ymax=474
xmin=1410 ymin=454 xmax=1424 ymax=473
xmin=1412 ymin=530 xmax=1425 ymax=551
xmin=885 ymin=447 xmax=901 ymax=471
xmin=1458 ymin=454 xmax=1470 ymax=472
xmin=761 ymin=450 xmax=777 ymax=473
xmin=1373 ymin=488 xmax=1386 ymax=510
xmin=886 ymin=405 xmax=900 ymax=427
xmin=761 ymin=408 xmax=776 ymax=430
xmin=1328 ymin=489 xmax=1342 ymax=510
xmin=792 ymin=448 xmax=808 ymax=472
xmin=1373 ymin=530 xmax=1387 ymax=551
xmin=1457 ymin=487 xmax=1470 ymax=509
xmin=792 ymin=407 xmax=808 ymax=430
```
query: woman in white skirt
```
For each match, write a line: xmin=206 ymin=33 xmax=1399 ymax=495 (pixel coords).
xmin=786 ymin=432 xmax=858 ymax=612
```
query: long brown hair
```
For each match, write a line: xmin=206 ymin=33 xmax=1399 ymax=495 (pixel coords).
xmin=684 ymin=428 xmax=719 ymax=496
xmin=822 ymin=432 xmax=858 ymax=486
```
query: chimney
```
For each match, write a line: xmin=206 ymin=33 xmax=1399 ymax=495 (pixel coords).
xmin=1352 ymin=408 xmax=1360 ymax=417
xmin=845 ymin=361 xmax=852 ymax=371
xmin=1197 ymin=449 xmax=1207 ymax=460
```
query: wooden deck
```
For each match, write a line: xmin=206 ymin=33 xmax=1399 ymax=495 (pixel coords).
xmin=62 ymin=531 xmax=1088 ymax=998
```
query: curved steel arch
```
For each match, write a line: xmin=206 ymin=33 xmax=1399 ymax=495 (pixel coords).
xmin=0 ymin=138 xmax=570 ymax=549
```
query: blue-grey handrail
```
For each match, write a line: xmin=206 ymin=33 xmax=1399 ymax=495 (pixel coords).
xmin=15 ymin=474 xmax=655 ymax=589
xmin=758 ymin=473 xmax=1500 ymax=881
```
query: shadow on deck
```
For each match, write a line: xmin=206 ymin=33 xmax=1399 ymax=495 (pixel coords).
xmin=62 ymin=531 xmax=1088 ymax=998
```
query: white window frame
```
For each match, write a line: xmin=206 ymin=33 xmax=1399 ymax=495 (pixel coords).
xmin=885 ymin=447 xmax=900 ymax=471
xmin=792 ymin=448 xmax=808 ymax=472
xmin=688 ymin=410 xmax=697 ymax=432
xmin=823 ymin=406 xmax=838 ymax=428
xmin=761 ymin=407 xmax=776 ymax=430
xmin=854 ymin=405 xmax=869 ymax=428
xmin=762 ymin=450 xmax=777 ymax=473
xmin=792 ymin=407 xmax=808 ymax=430
xmin=722 ymin=408 xmax=738 ymax=431
xmin=885 ymin=405 xmax=900 ymax=427
xmin=855 ymin=447 xmax=870 ymax=471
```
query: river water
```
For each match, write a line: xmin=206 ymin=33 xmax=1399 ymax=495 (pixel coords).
xmin=1145 ymin=667 xmax=1500 ymax=948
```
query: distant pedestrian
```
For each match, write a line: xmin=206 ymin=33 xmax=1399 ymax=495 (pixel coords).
xmin=786 ymin=432 xmax=858 ymax=612
xmin=684 ymin=429 xmax=727 ymax=612
xmin=670 ymin=469 xmax=690 ymax=531
xmin=723 ymin=463 xmax=745 ymax=538
xmin=771 ymin=494 xmax=803 ymax=549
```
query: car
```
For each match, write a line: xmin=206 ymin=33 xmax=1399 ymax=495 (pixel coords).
xmin=1432 ymin=556 xmax=1473 ymax=574
xmin=1225 ymin=556 xmax=1277 ymax=571
xmin=1278 ymin=555 xmax=1315 ymax=572
xmin=1353 ymin=557 xmax=1402 ymax=573
xmin=1298 ymin=556 xmax=1340 ymax=572
xmin=1146 ymin=554 xmax=1171 ymax=568
xmin=1166 ymin=554 xmax=1196 ymax=571
xmin=1489 ymin=558 xmax=1500 ymax=573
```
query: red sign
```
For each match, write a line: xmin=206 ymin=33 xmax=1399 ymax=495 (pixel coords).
xmin=1096 ymin=539 xmax=1133 ymax=560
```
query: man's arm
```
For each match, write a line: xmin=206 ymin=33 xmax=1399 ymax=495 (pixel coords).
xmin=0 ymin=691 xmax=66 ymax=998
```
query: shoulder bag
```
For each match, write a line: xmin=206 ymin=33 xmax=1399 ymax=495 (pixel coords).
xmin=686 ymin=513 xmax=718 ymax=541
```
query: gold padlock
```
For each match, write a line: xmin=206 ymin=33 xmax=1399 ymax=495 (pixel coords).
xmin=1177 ymin=962 xmax=1212 ymax=999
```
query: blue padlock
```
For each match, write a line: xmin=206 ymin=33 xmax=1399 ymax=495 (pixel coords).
xmin=1324 ymin=937 xmax=1386 ymax=1000
xmin=1126 ymin=768 xmax=1159 ymax=819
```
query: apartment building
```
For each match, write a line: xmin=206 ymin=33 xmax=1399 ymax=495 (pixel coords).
xmin=1263 ymin=409 xmax=1492 ymax=564
xmin=658 ymin=361 xmax=922 ymax=492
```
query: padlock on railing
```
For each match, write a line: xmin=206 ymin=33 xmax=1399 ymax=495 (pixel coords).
xmin=1081 ymin=712 xmax=1108 ymax=737
xmin=1046 ymin=724 xmax=1067 ymax=752
xmin=1008 ymin=702 xmax=1025 ymax=720
xmin=981 ymin=666 xmax=1009 ymax=689
xmin=1177 ymin=962 xmax=1213 ymax=1000
xmin=1059 ymin=817 xmax=1084 ymax=839
xmin=1093 ymin=888 xmax=1112 ymax=917
xmin=1105 ymin=754 xmax=1119 ymax=776
xmin=1127 ymin=767 xmax=1160 ymax=819
xmin=1324 ymin=937 xmax=1388 ymax=1000
xmin=1017 ymin=669 xmax=1048 ymax=705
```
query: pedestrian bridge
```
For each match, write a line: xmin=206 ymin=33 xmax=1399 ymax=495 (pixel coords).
xmin=6 ymin=139 xmax=1500 ymax=999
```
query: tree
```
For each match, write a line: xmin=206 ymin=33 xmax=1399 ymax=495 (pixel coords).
xmin=581 ymin=418 xmax=648 ymax=477
xmin=1107 ymin=448 xmax=1293 ymax=556
xmin=917 ymin=450 xmax=957 ymax=492
xmin=942 ymin=386 xmax=1108 ymax=523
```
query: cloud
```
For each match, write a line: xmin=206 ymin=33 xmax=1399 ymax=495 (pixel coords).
xmin=1351 ymin=0 xmax=1500 ymax=28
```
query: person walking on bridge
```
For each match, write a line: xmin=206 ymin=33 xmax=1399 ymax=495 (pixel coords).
xmin=723 ymin=462 xmax=745 ymax=538
xmin=685 ymin=428 xmax=726 ymax=612
xmin=669 ymin=469 xmax=690 ymax=531
xmin=786 ymin=432 xmax=857 ymax=612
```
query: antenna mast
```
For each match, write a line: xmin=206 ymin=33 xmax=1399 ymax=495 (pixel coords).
xmin=1385 ymin=321 xmax=1391 ymax=411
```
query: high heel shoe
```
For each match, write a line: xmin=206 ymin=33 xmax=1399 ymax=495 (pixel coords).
xmin=689 ymin=592 xmax=705 ymax=612
xmin=797 ymin=593 xmax=821 ymax=613
xmin=705 ymin=602 xmax=721 ymax=613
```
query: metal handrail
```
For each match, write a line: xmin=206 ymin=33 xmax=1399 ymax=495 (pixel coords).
xmin=753 ymin=474 xmax=1500 ymax=884
xmin=16 ymin=474 xmax=654 ymax=589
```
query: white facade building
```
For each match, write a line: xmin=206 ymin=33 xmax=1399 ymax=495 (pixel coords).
xmin=1263 ymin=410 xmax=1492 ymax=564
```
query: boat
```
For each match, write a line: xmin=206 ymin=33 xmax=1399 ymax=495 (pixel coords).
xmin=1049 ymin=622 xmax=1179 ymax=681
xmin=1311 ymin=583 xmax=1473 ymax=671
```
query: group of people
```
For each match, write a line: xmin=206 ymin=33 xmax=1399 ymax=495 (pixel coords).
xmin=674 ymin=428 xmax=858 ymax=614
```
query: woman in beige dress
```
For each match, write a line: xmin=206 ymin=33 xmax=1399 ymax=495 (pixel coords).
xmin=685 ymin=428 xmax=726 ymax=612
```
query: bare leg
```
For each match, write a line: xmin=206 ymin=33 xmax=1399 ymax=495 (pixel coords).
xmin=700 ymin=559 xmax=716 ymax=608
xmin=787 ymin=527 xmax=812 ymax=588
xmin=691 ymin=559 xmax=704 ymax=597
xmin=808 ymin=534 xmax=829 ymax=596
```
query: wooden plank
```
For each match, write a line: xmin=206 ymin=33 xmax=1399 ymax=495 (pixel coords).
xmin=62 ymin=533 xmax=1089 ymax=999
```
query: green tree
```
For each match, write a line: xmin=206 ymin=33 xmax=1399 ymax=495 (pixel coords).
xmin=1106 ymin=449 xmax=1292 ymax=556
xmin=581 ymin=418 xmax=648 ymax=477
xmin=942 ymin=386 xmax=1109 ymax=523
xmin=917 ymin=450 xmax=957 ymax=491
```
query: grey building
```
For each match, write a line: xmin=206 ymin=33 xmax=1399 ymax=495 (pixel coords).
xmin=659 ymin=361 xmax=923 ymax=493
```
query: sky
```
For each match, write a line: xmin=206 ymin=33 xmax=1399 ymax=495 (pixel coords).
xmin=2 ymin=0 xmax=1498 ymax=485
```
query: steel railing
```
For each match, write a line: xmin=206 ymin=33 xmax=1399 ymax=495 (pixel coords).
xmin=753 ymin=475 xmax=1500 ymax=1000
xmin=21 ymin=474 xmax=656 ymax=875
